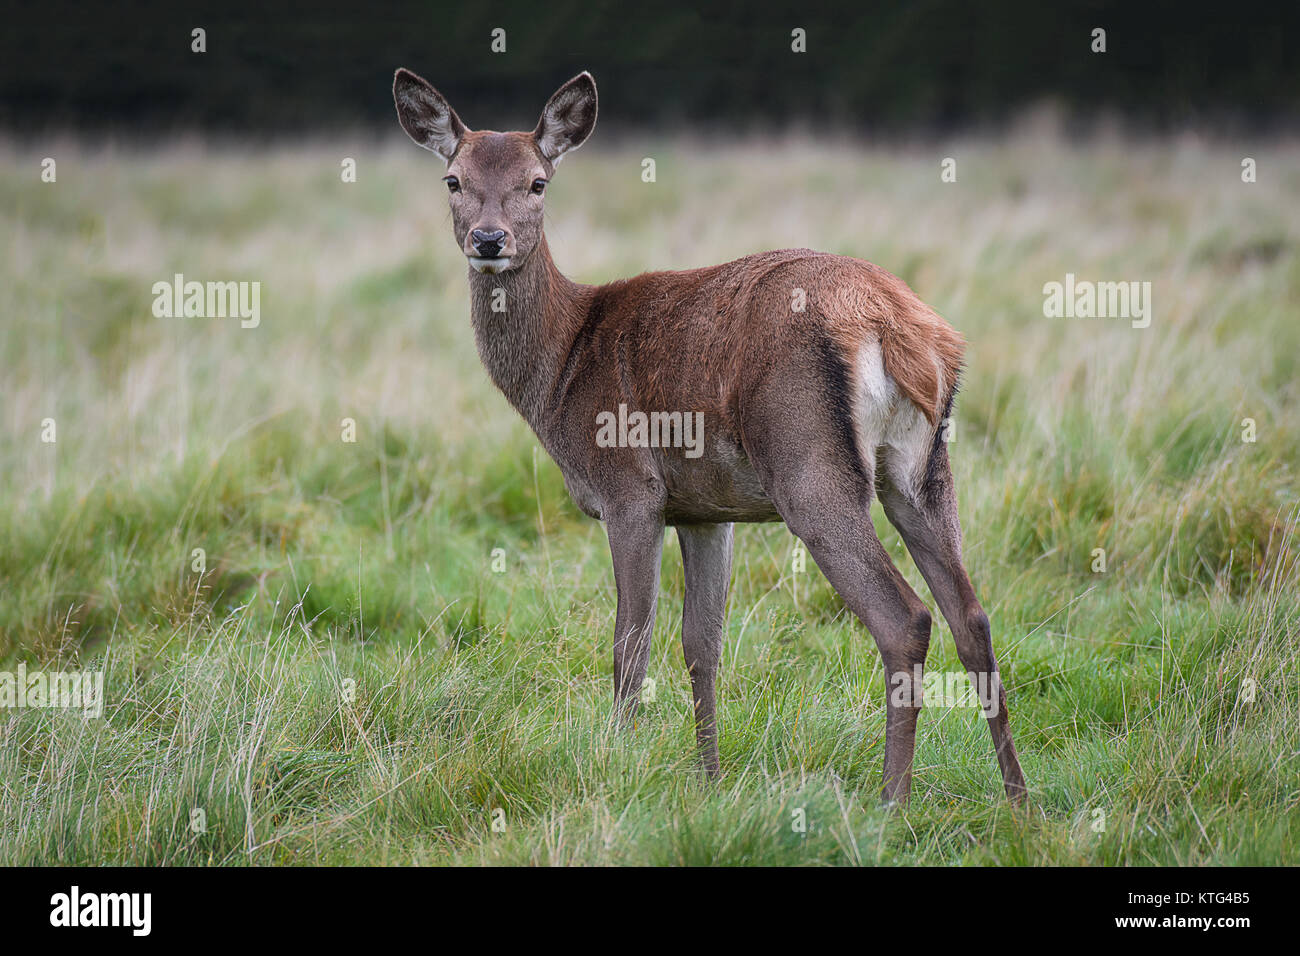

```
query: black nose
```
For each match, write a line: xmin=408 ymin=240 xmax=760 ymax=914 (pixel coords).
xmin=471 ymin=229 xmax=507 ymax=258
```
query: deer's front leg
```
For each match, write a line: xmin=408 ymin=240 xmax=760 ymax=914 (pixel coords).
xmin=605 ymin=504 xmax=665 ymax=724
xmin=677 ymin=523 xmax=733 ymax=777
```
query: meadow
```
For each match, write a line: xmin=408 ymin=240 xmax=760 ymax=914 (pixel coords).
xmin=1 ymin=126 xmax=1297 ymax=865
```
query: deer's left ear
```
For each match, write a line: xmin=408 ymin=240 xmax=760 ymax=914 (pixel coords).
xmin=393 ymin=68 xmax=467 ymax=162
xmin=533 ymin=72 xmax=598 ymax=165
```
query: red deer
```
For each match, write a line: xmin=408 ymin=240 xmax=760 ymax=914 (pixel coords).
xmin=393 ymin=68 xmax=1027 ymax=803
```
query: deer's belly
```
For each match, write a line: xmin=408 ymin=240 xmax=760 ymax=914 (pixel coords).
xmin=548 ymin=424 xmax=779 ymax=524
xmin=660 ymin=438 xmax=780 ymax=524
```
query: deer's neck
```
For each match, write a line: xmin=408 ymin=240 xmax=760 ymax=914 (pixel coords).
xmin=467 ymin=236 xmax=587 ymax=427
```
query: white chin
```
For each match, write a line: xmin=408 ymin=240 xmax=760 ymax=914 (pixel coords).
xmin=469 ymin=257 xmax=511 ymax=275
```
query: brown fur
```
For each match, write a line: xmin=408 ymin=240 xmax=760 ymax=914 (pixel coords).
xmin=825 ymin=267 xmax=966 ymax=425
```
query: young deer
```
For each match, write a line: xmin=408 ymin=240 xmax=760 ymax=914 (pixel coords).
xmin=393 ymin=68 xmax=1027 ymax=803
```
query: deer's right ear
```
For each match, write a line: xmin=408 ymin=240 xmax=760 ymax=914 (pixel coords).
xmin=533 ymin=72 xmax=598 ymax=165
xmin=393 ymin=68 xmax=466 ymax=162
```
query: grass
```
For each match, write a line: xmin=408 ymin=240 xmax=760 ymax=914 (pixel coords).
xmin=1 ymin=128 xmax=1298 ymax=865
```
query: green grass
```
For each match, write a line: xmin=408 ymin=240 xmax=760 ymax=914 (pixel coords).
xmin=1 ymin=131 xmax=1298 ymax=865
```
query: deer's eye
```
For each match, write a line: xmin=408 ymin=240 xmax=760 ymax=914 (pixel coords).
xmin=444 ymin=176 xmax=460 ymax=193
xmin=530 ymin=178 xmax=547 ymax=195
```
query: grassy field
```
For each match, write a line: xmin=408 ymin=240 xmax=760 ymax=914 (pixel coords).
xmin=1 ymin=129 xmax=1298 ymax=865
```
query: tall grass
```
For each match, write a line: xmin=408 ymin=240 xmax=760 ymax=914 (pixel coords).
xmin=1 ymin=129 xmax=1297 ymax=864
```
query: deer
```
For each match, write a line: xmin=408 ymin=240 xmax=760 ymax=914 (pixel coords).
xmin=392 ymin=68 xmax=1027 ymax=804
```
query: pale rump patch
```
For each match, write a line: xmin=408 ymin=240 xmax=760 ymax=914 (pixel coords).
xmin=859 ymin=338 xmax=891 ymax=406
xmin=881 ymin=397 xmax=934 ymax=502
xmin=854 ymin=339 xmax=941 ymax=502
xmin=852 ymin=339 xmax=894 ymax=475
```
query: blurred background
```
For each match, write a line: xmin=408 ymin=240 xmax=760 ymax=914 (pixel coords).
xmin=5 ymin=0 xmax=1300 ymax=136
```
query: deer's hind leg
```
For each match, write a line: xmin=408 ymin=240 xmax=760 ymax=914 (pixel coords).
xmin=743 ymin=396 xmax=932 ymax=803
xmin=877 ymin=437 xmax=1028 ymax=803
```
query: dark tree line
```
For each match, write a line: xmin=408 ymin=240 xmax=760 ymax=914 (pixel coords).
xmin=2 ymin=0 xmax=1296 ymax=135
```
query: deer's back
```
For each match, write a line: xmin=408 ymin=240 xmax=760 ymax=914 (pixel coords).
xmin=584 ymin=248 xmax=963 ymax=426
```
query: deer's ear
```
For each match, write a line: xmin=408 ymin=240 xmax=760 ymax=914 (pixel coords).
xmin=533 ymin=72 xmax=598 ymax=165
xmin=393 ymin=68 xmax=466 ymax=162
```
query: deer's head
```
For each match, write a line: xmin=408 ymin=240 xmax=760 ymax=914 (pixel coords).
xmin=393 ymin=69 xmax=598 ymax=276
